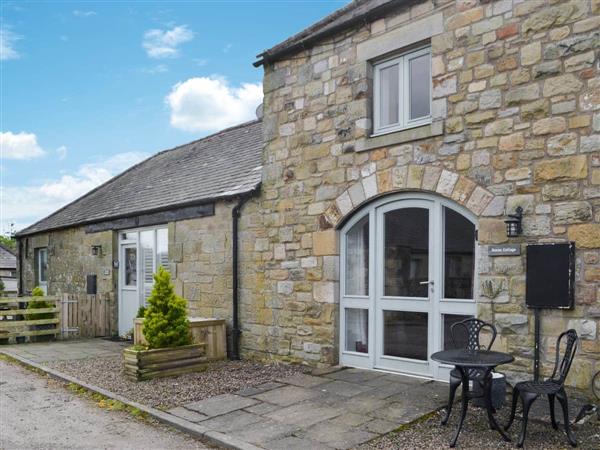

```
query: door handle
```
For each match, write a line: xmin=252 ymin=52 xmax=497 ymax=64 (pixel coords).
xmin=419 ymin=280 xmax=434 ymax=285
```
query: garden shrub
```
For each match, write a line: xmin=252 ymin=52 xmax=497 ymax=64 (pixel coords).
xmin=0 ymin=279 xmax=5 ymax=295
xmin=136 ymin=305 xmax=146 ymax=319
xmin=28 ymin=286 xmax=54 ymax=320
xmin=142 ymin=267 xmax=191 ymax=349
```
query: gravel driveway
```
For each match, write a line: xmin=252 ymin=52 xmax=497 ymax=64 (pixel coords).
xmin=358 ymin=407 xmax=600 ymax=449
xmin=47 ymin=355 xmax=308 ymax=409
xmin=0 ymin=359 xmax=212 ymax=449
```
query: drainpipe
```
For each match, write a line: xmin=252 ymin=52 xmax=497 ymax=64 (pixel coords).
xmin=230 ymin=194 xmax=251 ymax=360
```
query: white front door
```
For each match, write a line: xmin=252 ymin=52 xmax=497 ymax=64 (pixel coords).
xmin=340 ymin=194 xmax=477 ymax=380
xmin=119 ymin=243 xmax=139 ymax=336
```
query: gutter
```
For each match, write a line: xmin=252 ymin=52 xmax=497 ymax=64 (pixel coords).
xmin=229 ymin=192 xmax=256 ymax=360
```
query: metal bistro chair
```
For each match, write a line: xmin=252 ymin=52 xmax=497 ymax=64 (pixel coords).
xmin=505 ymin=329 xmax=579 ymax=448
xmin=441 ymin=318 xmax=497 ymax=425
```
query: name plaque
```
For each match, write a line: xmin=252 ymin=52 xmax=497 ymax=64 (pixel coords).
xmin=488 ymin=244 xmax=521 ymax=256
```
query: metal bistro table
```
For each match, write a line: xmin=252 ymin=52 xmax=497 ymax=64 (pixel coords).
xmin=431 ymin=349 xmax=515 ymax=448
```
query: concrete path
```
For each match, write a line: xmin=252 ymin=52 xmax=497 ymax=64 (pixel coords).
xmin=0 ymin=359 xmax=211 ymax=449
xmin=167 ymin=369 xmax=448 ymax=449
xmin=0 ymin=338 xmax=128 ymax=363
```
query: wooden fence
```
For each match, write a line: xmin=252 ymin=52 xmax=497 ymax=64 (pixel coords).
xmin=0 ymin=296 xmax=60 ymax=342
xmin=0 ymin=294 xmax=112 ymax=343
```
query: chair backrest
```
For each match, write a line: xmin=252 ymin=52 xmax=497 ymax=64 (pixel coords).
xmin=550 ymin=329 xmax=578 ymax=385
xmin=451 ymin=318 xmax=497 ymax=351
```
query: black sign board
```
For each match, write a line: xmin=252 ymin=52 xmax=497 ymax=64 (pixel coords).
xmin=525 ymin=243 xmax=575 ymax=309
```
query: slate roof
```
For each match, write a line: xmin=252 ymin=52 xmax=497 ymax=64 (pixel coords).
xmin=18 ymin=120 xmax=263 ymax=237
xmin=0 ymin=244 xmax=16 ymax=270
xmin=254 ymin=0 xmax=413 ymax=66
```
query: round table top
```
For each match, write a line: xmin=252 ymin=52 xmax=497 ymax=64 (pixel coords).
xmin=431 ymin=349 xmax=514 ymax=367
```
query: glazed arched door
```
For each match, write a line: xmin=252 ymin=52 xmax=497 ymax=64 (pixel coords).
xmin=340 ymin=194 xmax=477 ymax=380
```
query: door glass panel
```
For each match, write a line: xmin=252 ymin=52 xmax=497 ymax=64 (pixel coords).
xmin=409 ymin=53 xmax=431 ymax=120
xmin=444 ymin=207 xmax=475 ymax=299
xmin=384 ymin=208 xmax=429 ymax=297
xmin=125 ymin=247 xmax=137 ymax=286
xmin=383 ymin=310 xmax=428 ymax=360
xmin=379 ymin=64 xmax=399 ymax=127
xmin=443 ymin=314 xmax=474 ymax=350
xmin=345 ymin=308 xmax=369 ymax=353
xmin=346 ymin=216 xmax=369 ymax=296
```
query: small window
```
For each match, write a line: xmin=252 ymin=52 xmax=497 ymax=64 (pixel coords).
xmin=36 ymin=248 xmax=48 ymax=294
xmin=373 ymin=46 xmax=431 ymax=135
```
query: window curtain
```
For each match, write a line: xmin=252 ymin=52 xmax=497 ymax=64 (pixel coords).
xmin=346 ymin=217 xmax=369 ymax=296
xmin=345 ymin=309 xmax=368 ymax=353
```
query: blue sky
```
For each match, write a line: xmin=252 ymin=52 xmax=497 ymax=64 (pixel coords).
xmin=1 ymin=0 xmax=345 ymax=234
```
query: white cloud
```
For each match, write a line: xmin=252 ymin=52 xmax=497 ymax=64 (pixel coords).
xmin=142 ymin=25 xmax=194 ymax=59
xmin=73 ymin=10 xmax=96 ymax=17
xmin=0 ymin=26 xmax=21 ymax=60
xmin=56 ymin=145 xmax=68 ymax=160
xmin=166 ymin=77 xmax=263 ymax=132
xmin=1 ymin=152 xmax=148 ymax=232
xmin=0 ymin=131 xmax=46 ymax=160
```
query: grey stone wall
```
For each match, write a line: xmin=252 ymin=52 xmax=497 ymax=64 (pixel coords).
xmin=242 ymin=0 xmax=600 ymax=389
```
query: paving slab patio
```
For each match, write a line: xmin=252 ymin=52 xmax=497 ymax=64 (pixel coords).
xmin=166 ymin=367 xmax=448 ymax=449
xmin=0 ymin=338 xmax=128 ymax=363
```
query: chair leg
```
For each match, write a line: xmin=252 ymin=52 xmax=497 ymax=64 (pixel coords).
xmin=517 ymin=392 xmax=538 ymax=448
xmin=557 ymin=389 xmax=577 ymax=447
xmin=504 ymin=387 xmax=519 ymax=431
xmin=442 ymin=376 xmax=461 ymax=425
xmin=548 ymin=394 xmax=558 ymax=430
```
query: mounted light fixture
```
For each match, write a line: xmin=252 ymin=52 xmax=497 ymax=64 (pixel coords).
xmin=505 ymin=206 xmax=523 ymax=238
xmin=91 ymin=245 xmax=103 ymax=256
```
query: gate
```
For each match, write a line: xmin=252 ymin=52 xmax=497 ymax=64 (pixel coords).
xmin=61 ymin=294 xmax=112 ymax=338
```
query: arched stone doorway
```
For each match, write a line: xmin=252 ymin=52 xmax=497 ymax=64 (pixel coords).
xmin=339 ymin=192 xmax=479 ymax=380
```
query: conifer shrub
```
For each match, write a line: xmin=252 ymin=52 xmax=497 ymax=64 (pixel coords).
xmin=142 ymin=267 xmax=191 ymax=349
xmin=28 ymin=286 xmax=53 ymax=320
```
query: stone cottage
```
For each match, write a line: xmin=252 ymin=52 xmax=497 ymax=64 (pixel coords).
xmin=16 ymin=0 xmax=600 ymax=390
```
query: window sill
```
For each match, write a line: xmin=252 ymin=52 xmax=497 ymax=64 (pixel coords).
xmin=355 ymin=121 xmax=442 ymax=153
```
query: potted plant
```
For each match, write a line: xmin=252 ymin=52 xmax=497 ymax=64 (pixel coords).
xmin=27 ymin=286 xmax=56 ymax=342
xmin=123 ymin=267 xmax=207 ymax=381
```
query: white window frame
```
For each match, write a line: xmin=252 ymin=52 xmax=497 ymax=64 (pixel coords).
xmin=372 ymin=46 xmax=432 ymax=136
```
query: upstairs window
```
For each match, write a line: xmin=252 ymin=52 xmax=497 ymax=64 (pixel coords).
xmin=373 ymin=46 xmax=431 ymax=135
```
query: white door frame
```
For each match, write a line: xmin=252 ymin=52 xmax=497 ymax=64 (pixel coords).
xmin=118 ymin=240 xmax=139 ymax=336
xmin=339 ymin=192 xmax=478 ymax=380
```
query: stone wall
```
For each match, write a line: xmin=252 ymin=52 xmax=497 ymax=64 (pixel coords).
xmin=18 ymin=202 xmax=237 ymax=337
xmin=19 ymin=227 xmax=117 ymax=331
xmin=171 ymin=201 xmax=236 ymax=324
xmin=243 ymin=0 xmax=600 ymax=389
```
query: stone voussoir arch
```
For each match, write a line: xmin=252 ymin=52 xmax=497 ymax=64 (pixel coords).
xmin=321 ymin=164 xmax=506 ymax=230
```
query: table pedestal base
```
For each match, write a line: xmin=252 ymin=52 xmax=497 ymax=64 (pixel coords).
xmin=449 ymin=366 xmax=512 ymax=448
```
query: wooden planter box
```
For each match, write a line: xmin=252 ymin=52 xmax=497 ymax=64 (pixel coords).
xmin=123 ymin=343 xmax=207 ymax=381
xmin=134 ymin=317 xmax=226 ymax=360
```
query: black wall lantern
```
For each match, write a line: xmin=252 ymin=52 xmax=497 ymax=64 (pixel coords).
xmin=505 ymin=206 xmax=523 ymax=237
xmin=91 ymin=245 xmax=103 ymax=256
